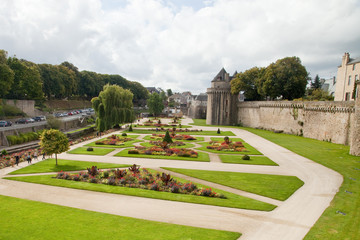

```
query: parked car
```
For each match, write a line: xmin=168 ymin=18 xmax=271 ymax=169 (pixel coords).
xmin=27 ymin=118 xmax=35 ymax=123
xmin=33 ymin=116 xmax=46 ymax=121
xmin=0 ymin=121 xmax=8 ymax=127
xmin=15 ymin=119 xmax=28 ymax=124
xmin=6 ymin=121 xmax=12 ymax=126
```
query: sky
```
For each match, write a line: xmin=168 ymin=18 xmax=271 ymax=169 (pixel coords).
xmin=1 ymin=0 xmax=359 ymax=94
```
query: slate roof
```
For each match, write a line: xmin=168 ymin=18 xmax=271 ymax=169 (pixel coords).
xmin=348 ymin=57 xmax=360 ymax=65
xmin=212 ymin=68 xmax=227 ymax=82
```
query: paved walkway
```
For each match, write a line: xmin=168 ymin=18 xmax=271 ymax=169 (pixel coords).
xmin=0 ymin=117 xmax=343 ymax=240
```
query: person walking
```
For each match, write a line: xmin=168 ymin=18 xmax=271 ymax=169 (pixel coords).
xmin=33 ymin=150 xmax=38 ymax=161
xmin=15 ymin=155 xmax=20 ymax=166
xmin=26 ymin=152 xmax=32 ymax=164
xmin=42 ymin=151 xmax=46 ymax=160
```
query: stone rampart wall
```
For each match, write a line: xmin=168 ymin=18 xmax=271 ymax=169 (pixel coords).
xmin=237 ymin=101 xmax=355 ymax=145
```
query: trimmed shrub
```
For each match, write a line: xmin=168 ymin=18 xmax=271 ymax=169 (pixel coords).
xmin=122 ymin=133 xmax=127 ymax=136
xmin=87 ymin=147 xmax=94 ymax=151
xmin=217 ymin=128 xmax=221 ymax=134
xmin=163 ymin=130 xmax=173 ymax=144
xmin=128 ymin=124 xmax=133 ymax=132
xmin=242 ymin=155 xmax=250 ymax=160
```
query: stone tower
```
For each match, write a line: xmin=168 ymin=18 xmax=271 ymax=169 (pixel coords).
xmin=350 ymin=81 xmax=360 ymax=156
xmin=206 ymin=68 xmax=238 ymax=125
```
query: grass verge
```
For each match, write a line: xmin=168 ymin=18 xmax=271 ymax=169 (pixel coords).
xmin=163 ymin=168 xmax=303 ymax=201
xmin=0 ymin=195 xmax=241 ymax=240
xmin=243 ymin=127 xmax=360 ymax=239
xmin=67 ymin=147 xmax=115 ymax=156
xmin=5 ymin=174 xmax=275 ymax=211
xmin=8 ymin=159 xmax=131 ymax=175
xmin=115 ymin=149 xmax=210 ymax=162
xmin=196 ymin=137 xmax=262 ymax=155
xmin=219 ymin=155 xmax=278 ymax=166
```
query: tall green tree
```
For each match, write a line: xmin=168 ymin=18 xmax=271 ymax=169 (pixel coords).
xmin=0 ymin=50 xmax=14 ymax=97
xmin=39 ymin=129 xmax=70 ymax=166
xmin=230 ymin=67 xmax=265 ymax=100
xmin=91 ymin=84 xmax=135 ymax=132
xmin=147 ymin=92 xmax=164 ymax=118
xmin=259 ymin=56 xmax=308 ymax=100
xmin=167 ymin=89 xmax=173 ymax=97
xmin=311 ymin=74 xmax=322 ymax=89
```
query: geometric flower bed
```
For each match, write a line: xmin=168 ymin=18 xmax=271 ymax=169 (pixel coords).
xmin=129 ymin=146 xmax=199 ymax=158
xmin=206 ymin=137 xmax=248 ymax=152
xmin=95 ymin=134 xmax=135 ymax=146
xmin=55 ymin=164 xmax=225 ymax=198
xmin=149 ymin=133 xmax=197 ymax=141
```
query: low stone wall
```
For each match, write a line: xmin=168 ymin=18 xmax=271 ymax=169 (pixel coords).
xmin=237 ymin=101 xmax=355 ymax=145
xmin=2 ymin=99 xmax=36 ymax=117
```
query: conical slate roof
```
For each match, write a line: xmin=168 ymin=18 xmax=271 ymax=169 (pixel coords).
xmin=212 ymin=68 xmax=227 ymax=82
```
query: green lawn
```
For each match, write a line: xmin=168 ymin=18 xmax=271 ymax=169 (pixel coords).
xmin=243 ymin=127 xmax=360 ymax=239
xmin=8 ymin=159 xmax=131 ymax=175
xmin=163 ymin=168 xmax=303 ymax=201
xmin=85 ymin=134 xmax=143 ymax=148
xmin=0 ymin=195 xmax=241 ymax=240
xmin=125 ymin=129 xmax=236 ymax=136
xmin=115 ymin=149 xmax=210 ymax=162
xmin=196 ymin=137 xmax=262 ymax=155
xmin=219 ymin=155 xmax=278 ymax=166
xmin=6 ymin=174 xmax=275 ymax=211
xmin=140 ymin=142 xmax=195 ymax=149
xmin=67 ymin=147 xmax=115 ymax=156
xmin=143 ymin=135 xmax=205 ymax=142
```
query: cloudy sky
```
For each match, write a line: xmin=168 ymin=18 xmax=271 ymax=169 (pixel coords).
xmin=1 ymin=0 xmax=359 ymax=94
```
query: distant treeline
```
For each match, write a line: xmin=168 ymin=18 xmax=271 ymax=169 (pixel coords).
xmin=0 ymin=50 xmax=148 ymax=105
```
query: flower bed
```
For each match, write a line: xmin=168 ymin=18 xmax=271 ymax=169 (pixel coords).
xmin=149 ymin=140 xmax=185 ymax=147
xmin=0 ymin=148 xmax=41 ymax=169
xmin=55 ymin=165 xmax=225 ymax=198
xmin=95 ymin=135 xmax=135 ymax=146
xmin=129 ymin=146 xmax=198 ymax=158
xmin=206 ymin=139 xmax=248 ymax=152
xmin=150 ymin=133 xmax=197 ymax=141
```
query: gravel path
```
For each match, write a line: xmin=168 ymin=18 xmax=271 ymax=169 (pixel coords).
xmin=0 ymin=117 xmax=343 ymax=240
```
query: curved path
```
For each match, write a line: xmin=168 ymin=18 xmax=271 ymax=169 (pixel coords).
xmin=0 ymin=117 xmax=342 ymax=240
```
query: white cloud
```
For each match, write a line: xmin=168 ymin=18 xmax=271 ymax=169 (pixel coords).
xmin=0 ymin=0 xmax=359 ymax=94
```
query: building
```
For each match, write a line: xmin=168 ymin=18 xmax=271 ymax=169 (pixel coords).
xmin=334 ymin=53 xmax=360 ymax=101
xmin=206 ymin=68 xmax=238 ymax=125
xmin=321 ymin=76 xmax=336 ymax=97
xmin=146 ymin=87 xmax=160 ymax=94
xmin=187 ymin=93 xmax=208 ymax=119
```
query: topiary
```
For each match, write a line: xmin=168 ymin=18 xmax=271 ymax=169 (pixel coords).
xmin=128 ymin=124 xmax=133 ymax=132
xmin=87 ymin=147 xmax=94 ymax=151
xmin=163 ymin=130 xmax=173 ymax=144
xmin=122 ymin=133 xmax=127 ymax=136
xmin=217 ymin=128 xmax=221 ymax=134
xmin=242 ymin=155 xmax=250 ymax=160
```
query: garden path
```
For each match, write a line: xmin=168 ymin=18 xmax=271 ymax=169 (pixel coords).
xmin=0 ymin=117 xmax=343 ymax=240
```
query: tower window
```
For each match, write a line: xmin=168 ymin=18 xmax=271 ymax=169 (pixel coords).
xmin=348 ymin=76 xmax=351 ymax=85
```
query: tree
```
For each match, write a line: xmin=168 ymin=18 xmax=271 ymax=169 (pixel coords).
xmin=0 ymin=64 xmax=14 ymax=98
xmin=91 ymin=84 xmax=135 ymax=132
xmin=230 ymin=67 xmax=265 ymax=100
xmin=311 ymin=74 xmax=322 ymax=89
xmin=259 ymin=56 xmax=308 ymax=100
xmin=167 ymin=89 xmax=173 ymax=97
xmin=39 ymin=129 xmax=69 ymax=165
xmin=147 ymin=92 xmax=164 ymax=118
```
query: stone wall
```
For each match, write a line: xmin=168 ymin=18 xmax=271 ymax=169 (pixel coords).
xmin=3 ymin=99 xmax=37 ymax=117
xmin=350 ymin=81 xmax=360 ymax=155
xmin=237 ymin=101 xmax=355 ymax=145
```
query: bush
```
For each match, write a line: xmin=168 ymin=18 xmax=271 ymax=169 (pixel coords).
xmin=46 ymin=115 xmax=61 ymax=129
xmin=242 ymin=155 xmax=250 ymax=160
xmin=0 ymin=104 xmax=25 ymax=117
xmin=128 ymin=149 xmax=139 ymax=154
xmin=103 ymin=171 xmax=109 ymax=178
xmin=128 ymin=124 xmax=133 ymax=132
xmin=122 ymin=133 xmax=127 ymax=136
xmin=1 ymin=149 xmax=8 ymax=156
xmin=87 ymin=147 xmax=94 ymax=151
xmin=217 ymin=128 xmax=221 ymax=134
xmin=163 ymin=130 xmax=173 ymax=144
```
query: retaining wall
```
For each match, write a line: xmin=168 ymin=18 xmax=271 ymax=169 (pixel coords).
xmin=237 ymin=101 xmax=355 ymax=145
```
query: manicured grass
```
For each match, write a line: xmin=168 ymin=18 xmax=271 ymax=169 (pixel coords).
xmin=125 ymin=129 xmax=236 ymax=136
xmin=143 ymin=135 xmax=205 ymax=142
xmin=0 ymin=195 xmax=241 ymax=240
xmin=133 ymin=124 xmax=192 ymax=128
xmin=140 ymin=142 xmax=195 ymax=149
xmin=115 ymin=149 xmax=210 ymax=162
xmin=8 ymin=159 xmax=131 ymax=175
xmin=196 ymin=137 xmax=262 ymax=155
xmin=66 ymin=124 xmax=95 ymax=134
xmin=163 ymin=168 xmax=304 ymax=201
xmin=6 ymin=174 xmax=276 ymax=211
xmin=219 ymin=155 xmax=278 ymax=166
xmin=190 ymin=119 xmax=233 ymax=128
xmin=85 ymin=134 xmax=143 ymax=148
xmin=67 ymin=147 xmax=115 ymax=156
xmin=243 ymin=127 xmax=360 ymax=239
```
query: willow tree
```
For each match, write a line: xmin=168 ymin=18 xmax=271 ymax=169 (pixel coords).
xmin=91 ymin=84 xmax=135 ymax=131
